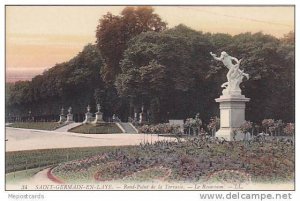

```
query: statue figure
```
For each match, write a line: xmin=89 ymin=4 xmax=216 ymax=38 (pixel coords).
xmin=96 ymin=103 xmax=101 ymax=113
xmin=66 ymin=106 xmax=73 ymax=123
xmin=60 ymin=107 xmax=65 ymax=115
xmin=210 ymin=51 xmax=249 ymax=95
xmin=58 ymin=107 xmax=66 ymax=124
xmin=68 ymin=107 xmax=72 ymax=114
xmin=92 ymin=103 xmax=103 ymax=124
xmin=134 ymin=112 xmax=138 ymax=122
xmin=83 ymin=105 xmax=92 ymax=124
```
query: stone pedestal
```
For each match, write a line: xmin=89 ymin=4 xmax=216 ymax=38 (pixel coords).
xmin=134 ymin=113 xmax=138 ymax=123
xmin=66 ymin=114 xmax=74 ymax=123
xmin=92 ymin=112 xmax=103 ymax=124
xmin=58 ymin=115 xmax=66 ymax=124
xmin=215 ymin=95 xmax=250 ymax=141
xmin=83 ymin=112 xmax=93 ymax=124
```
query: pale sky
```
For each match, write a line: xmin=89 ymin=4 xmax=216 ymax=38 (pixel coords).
xmin=6 ymin=6 xmax=294 ymax=82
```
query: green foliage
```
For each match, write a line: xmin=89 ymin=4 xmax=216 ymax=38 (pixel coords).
xmin=262 ymin=119 xmax=275 ymax=135
xmin=138 ymin=123 xmax=180 ymax=134
xmin=116 ymin=25 xmax=214 ymax=122
xmin=207 ymin=117 xmax=220 ymax=131
xmin=283 ymin=123 xmax=294 ymax=136
xmin=183 ymin=113 xmax=203 ymax=135
xmin=117 ymin=27 xmax=294 ymax=123
xmin=228 ymin=32 xmax=294 ymax=122
xmin=239 ymin=121 xmax=253 ymax=133
xmin=7 ymin=81 xmax=32 ymax=105
xmin=96 ymin=6 xmax=167 ymax=83
xmin=6 ymin=44 xmax=105 ymax=118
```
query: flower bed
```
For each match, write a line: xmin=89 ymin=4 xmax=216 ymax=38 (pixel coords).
xmin=205 ymin=169 xmax=251 ymax=185
xmin=50 ymin=138 xmax=294 ymax=183
xmin=122 ymin=166 xmax=172 ymax=182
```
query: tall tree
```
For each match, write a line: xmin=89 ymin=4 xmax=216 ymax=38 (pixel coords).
xmin=6 ymin=44 xmax=105 ymax=119
xmin=116 ymin=25 xmax=214 ymax=122
xmin=95 ymin=6 xmax=167 ymax=84
xmin=116 ymin=27 xmax=294 ymax=123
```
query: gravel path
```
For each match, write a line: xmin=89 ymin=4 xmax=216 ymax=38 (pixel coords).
xmin=30 ymin=168 xmax=57 ymax=184
xmin=6 ymin=127 xmax=171 ymax=152
xmin=54 ymin=122 xmax=82 ymax=132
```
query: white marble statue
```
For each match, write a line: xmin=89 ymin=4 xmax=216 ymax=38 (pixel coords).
xmin=83 ymin=105 xmax=93 ymax=124
xmin=96 ymin=104 xmax=101 ymax=113
xmin=58 ymin=107 xmax=66 ymax=123
xmin=66 ymin=106 xmax=74 ymax=123
xmin=93 ymin=103 xmax=103 ymax=124
xmin=210 ymin=51 xmax=249 ymax=95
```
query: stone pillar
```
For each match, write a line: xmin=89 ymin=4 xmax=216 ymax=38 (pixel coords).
xmin=139 ymin=106 xmax=146 ymax=124
xmin=134 ymin=112 xmax=138 ymax=123
xmin=66 ymin=114 xmax=73 ymax=123
xmin=93 ymin=104 xmax=103 ymax=124
xmin=58 ymin=107 xmax=66 ymax=124
xmin=66 ymin=107 xmax=74 ymax=123
xmin=215 ymin=95 xmax=250 ymax=141
xmin=83 ymin=105 xmax=93 ymax=124
xmin=58 ymin=115 xmax=66 ymax=124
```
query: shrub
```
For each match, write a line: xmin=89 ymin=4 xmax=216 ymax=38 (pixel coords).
xmin=138 ymin=123 xmax=180 ymax=134
xmin=283 ymin=123 xmax=295 ymax=136
xmin=262 ymin=119 xmax=275 ymax=134
xmin=207 ymin=116 xmax=220 ymax=136
xmin=184 ymin=113 xmax=203 ymax=135
xmin=239 ymin=121 xmax=253 ymax=133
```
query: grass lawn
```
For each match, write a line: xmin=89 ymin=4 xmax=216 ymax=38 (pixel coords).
xmin=5 ymin=146 xmax=135 ymax=174
xmin=69 ymin=123 xmax=122 ymax=134
xmin=6 ymin=167 xmax=47 ymax=184
xmin=7 ymin=122 xmax=62 ymax=131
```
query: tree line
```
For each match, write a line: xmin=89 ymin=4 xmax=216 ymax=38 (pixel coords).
xmin=6 ymin=6 xmax=295 ymax=123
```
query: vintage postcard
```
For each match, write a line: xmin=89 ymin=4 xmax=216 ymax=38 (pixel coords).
xmin=5 ymin=5 xmax=295 ymax=193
